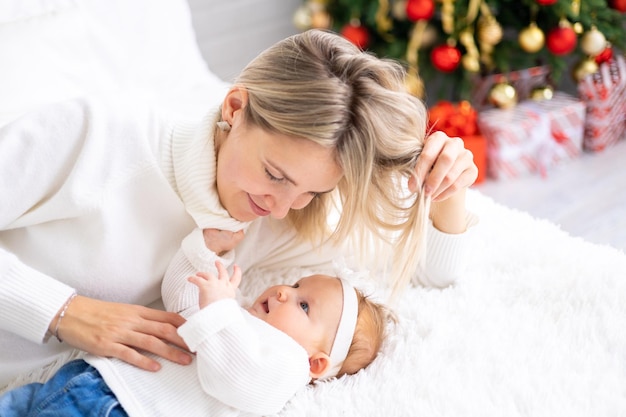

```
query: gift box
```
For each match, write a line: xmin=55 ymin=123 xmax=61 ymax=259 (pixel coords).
xmin=577 ymin=54 xmax=626 ymax=152
xmin=462 ymin=135 xmax=487 ymax=184
xmin=471 ymin=66 xmax=552 ymax=112
xmin=477 ymin=92 xmax=586 ymax=180
xmin=428 ymin=101 xmax=487 ymax=184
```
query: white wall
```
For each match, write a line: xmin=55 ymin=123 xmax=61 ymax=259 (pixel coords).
xmin=187 ymin=0 xmax=302 ymax=82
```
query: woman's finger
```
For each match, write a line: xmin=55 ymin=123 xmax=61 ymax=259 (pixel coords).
xmin=423 ymin=135 xmax=465 ymax=195
xmin=414 ymin=131 xmax=448 ymax=191
xmin=57 ymin=296 xmax=192 ymax=370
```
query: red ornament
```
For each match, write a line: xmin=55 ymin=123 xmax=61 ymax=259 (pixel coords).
xmin=546 ymin=26 xmax=577 ymax=55
xmin=595 ymin=47 xmax=613 ymax=64
xmin=536 ymin=0 xmax=558 ymax=5
xmin=430 ymin=44 xmax=462 ymax=72
xmin=340 ymin=23 xmax=370 ymax=49
xmin=406 ymin=0 xmax=435 ymax=21
xmin=610 ymin=0 xmax=626 ymax=12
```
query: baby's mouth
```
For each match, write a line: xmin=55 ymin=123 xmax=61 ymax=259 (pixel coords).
xmin=262 ymin=300 xmax=269 ymax=313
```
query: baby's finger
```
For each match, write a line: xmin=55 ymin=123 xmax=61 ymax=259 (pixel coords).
xmin=230 ymin=265 xmax=242 ymax=289
xmin=195 ymin=271 xmax=215 ymax=281
xmin=214 ymin=260 xmax=229 ymax=280
xmin=187 ymin=275 xmax=207 ymax=287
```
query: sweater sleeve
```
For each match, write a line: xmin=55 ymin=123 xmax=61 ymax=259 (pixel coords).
xmin=178 ymin=300 xmax=310 ymax=415
xmin=161 ymin=228 xmax=235 ymax=317
xmin=0 ymin=95 xmax=172 ymax=343
xmin=413 ymin=211 xmax=479 ymax=288
xmin=0 ymin=98 xmax=100 ymax=342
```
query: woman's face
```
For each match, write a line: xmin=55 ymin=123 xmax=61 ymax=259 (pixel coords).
xmin=215 ymin=120 xmax=343 ymax=222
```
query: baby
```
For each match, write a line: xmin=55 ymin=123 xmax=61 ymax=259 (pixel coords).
xmin=0 ymin=230 xmax=389 ymax=417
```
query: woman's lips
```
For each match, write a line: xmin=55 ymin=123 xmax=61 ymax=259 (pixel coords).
xmin=248 ymin=195 xmax=270 ymax=216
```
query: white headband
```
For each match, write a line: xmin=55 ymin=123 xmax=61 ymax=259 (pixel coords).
xmin=319 ymin=277 xmax=359 ymax=379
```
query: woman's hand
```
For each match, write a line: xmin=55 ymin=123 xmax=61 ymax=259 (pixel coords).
xmin=202 ymin=229 xmax=245 ymax=256
xmin=409 ymin=131 xmax=478 ymax=202
xmin=52 ymin=296 xmax=192 ymax=371
xmin=409 ymin=131 xmax=478 ymax=234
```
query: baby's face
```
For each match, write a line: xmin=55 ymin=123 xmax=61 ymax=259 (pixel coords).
xmin=247 ymin=274 xmax=343 ymax=355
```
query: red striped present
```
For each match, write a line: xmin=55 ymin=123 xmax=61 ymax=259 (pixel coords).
xmin=477 ymin=92 xmax=585 ymax=180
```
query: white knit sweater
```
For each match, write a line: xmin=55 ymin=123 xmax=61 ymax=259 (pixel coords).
xmin=0 ymin=95 xmax=474 ymax=388
xmin=87 ymin=229 xmax=310 ymax=417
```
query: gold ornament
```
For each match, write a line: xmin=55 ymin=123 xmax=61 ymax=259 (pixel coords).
xmin=462 ymin=55 xmax=480 ymax=72
xmin=519 ymin=23 xmax=545 ymax=53
xmin=376 ymin=0 xmax=393 ymax=34
xmin=476 ymin=3 xmax=502 ymax=70
xmin=572 ymin=57 xmax=599 ymax=82
xmin=580 ymin=26 xmax=607 ymax=56
xmin=293 ymin=5 xmax=312 ymax=30
xmin=420 ymin=24 xmax=438 ymax=49
xmin=392 ymin=0 xmax=407 ymax=20
xmin=477 ymin=15 xmax=503 ymax=46
xmin=488 ymin=82 xmax=517 ymax=109
xmin=311 ymin=10 xmax=331 ymax=29
xmin=405 ymin=65 xmax=425 ymax=97
xmin=440 ymin=0 xmax=455 ymax=34
xmin=573 ymin=22 xmax=584 ymax=34
xmin=459 ymin=29 xmax=480 ymax=73
xmin=404 ymin=20 xmax=427 ymax=98
xmin=530 ymin=85 xmax=554 ymax=101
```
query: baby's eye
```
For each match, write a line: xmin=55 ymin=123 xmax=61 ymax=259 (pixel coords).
xmin=300 ymin=301 xmax=309 ymax=314
xmin=292 ymin=283 xmax=300 ymax=289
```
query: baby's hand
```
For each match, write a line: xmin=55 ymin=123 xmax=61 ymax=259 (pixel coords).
xmin=187 ymin=261 xmax=242 ymax=309
xmin=202 ymin=229 xmax=244 ymax=256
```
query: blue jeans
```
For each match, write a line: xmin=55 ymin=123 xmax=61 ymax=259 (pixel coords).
xmin=0 ymin=359 xmax=127 ymax=417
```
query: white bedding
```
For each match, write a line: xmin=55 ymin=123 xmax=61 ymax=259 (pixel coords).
xmin=2 ymin=1 xmax=625 ymax=415
xmin=265 ymin=189 xmax=626 ymax=416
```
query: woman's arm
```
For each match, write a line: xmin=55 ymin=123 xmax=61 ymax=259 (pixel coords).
xmin=0 ymin=96 xmax=191 ymax=372
xmin=410 ymin=130 xmax=479 ymax=287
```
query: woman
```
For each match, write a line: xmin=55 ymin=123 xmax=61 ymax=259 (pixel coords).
xmin=0 ymin=29 xmax=477 ymax=388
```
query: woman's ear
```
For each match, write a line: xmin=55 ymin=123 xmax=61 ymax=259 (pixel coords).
xmin=308 ymin=352 xmax=331 ymax=379
xmin=221 ymin=85 xmax=249 ymax=126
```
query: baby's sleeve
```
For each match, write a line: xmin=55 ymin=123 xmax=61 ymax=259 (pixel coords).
xmin=178 ymin=303 xmax=311 ymax=415
xmin=161 ymin=228 xmax=234 ymax=316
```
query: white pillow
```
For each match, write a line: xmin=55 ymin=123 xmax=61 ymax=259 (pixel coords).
xmin=0 ymin=0 xmax=229 ymax=128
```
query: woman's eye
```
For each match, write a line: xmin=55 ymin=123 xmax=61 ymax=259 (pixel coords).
xmin=299 ymin=301 xmax=309 ymax=314
xmin=265 ymin=168 xmax=284 ymax=182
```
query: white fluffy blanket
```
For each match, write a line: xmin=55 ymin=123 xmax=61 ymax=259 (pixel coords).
xmin=256 ymin=189 xmax=625 ymax=417
xmin=5 ymin=189 xmax=625 ymax=416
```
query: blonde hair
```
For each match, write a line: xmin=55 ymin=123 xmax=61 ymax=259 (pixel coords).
xmin=337 ymin=289 xmax=393 ymax=377
xmin=235 ymin=29 xmax=430 ymax=295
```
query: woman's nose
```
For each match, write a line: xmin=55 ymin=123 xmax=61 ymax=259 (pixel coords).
xmin=265 ymin=194 xmax=296 ymax=220
xmin=269 ymin=200 xmax=291 ymax=219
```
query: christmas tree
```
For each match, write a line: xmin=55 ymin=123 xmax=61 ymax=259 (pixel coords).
xmin=293 ymin=0 xmax=626 ymax=102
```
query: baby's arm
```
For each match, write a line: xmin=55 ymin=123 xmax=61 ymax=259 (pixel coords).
xmin=187 ymin=261 xmax=241 ymax=309
xmin=180 ymin=264 xmax=310 ymax=415
xmin=162 ymin=228 xmax=242 ymax=316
